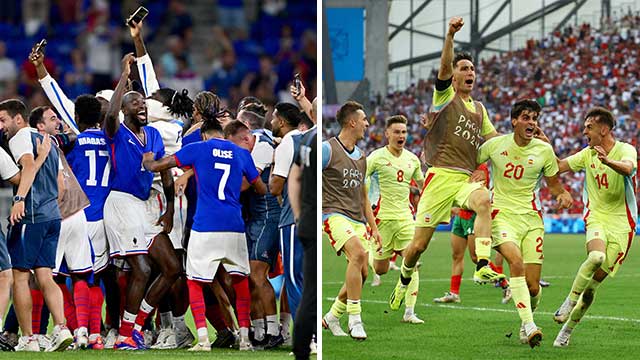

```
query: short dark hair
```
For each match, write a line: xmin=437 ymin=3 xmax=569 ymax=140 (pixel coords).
xmin=0 ymin=99 xmax=28 ymax=121
xmin=336 ymin=101 xmax=364 ymax=127
xmin=274 ymin=102 xmax=301 ymax=128
xmin=238 ymin=109 xmax=265 ymax=129
xmin=28 ymin=106 xmax=51 ymax=128
xmin=385 ymin=115 xmax=407 ymax=128
xmin=237 ymin=96 xmax=267 ymax=117
xmin=223 ymin=119 xmax=250 ymax=139
xmin=585 ymin=106 xmax=615 ymax=130
xmin=298 ymin=111 xmax=314 ymax=130
xmin=75 ymin=95 xmax=102 ymax=127
xmin=453 ymin=52 xmax=473 ymax=68
xmin=510 ymin=99 xmax=542 ymax=120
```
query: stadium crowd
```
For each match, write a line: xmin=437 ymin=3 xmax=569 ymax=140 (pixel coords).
xmin=323 ymin=12 xmax=640 ymax=216
xmin=0 ymin=1 xmax=317 ymax=358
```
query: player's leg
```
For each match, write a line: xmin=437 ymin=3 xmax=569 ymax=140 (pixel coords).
xmin=292 ymin=235 xmax=316 ymax=359
xmin=434 ymin=230 xmax=466 ymax=304
xmin=495 ymin=241 xmax=542 ymax=348
xmin=371 ymin=219 xmax=394 ymax=287
xmin=138 ymin=234 xmax=181 ymax=336
xmin=0 ymin=269 xmax=12 ymax=348
xmin=554 ymin=236 xmax=606 ymax=323
xmin=467 ymin=189 xmax=505 ymax=283
xmin=115 ymin=254 xmax=151 ymax=349
xmin=341 ymin=235 xmax=369 ymax=340
xmin=554 ymin=269 xmax=607 ymax=347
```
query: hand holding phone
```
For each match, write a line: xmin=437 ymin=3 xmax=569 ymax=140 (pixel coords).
xmin=127 ymin=6 xmax=149 ymax=27
xmin=34 ymin=39 xmax=47 ymax=55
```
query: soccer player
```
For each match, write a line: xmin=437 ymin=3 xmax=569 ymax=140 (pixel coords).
xmin=129 ymin=20 xmax=193 ymax=349
xmin=322 ymin=101 xmax=382 ymax=340
xmin=102 ymin=54 xmax=179 ymax=350
xmin=142 ymin=117 xmax=267 ymax=351
xmin=477 ymin=99 xmax=573 ymax=347
xmin=29 ymin=105 xmax=95 ymax=349
xmin=366 ymin=115 xmax=424 ymax=324
xmin=0 ymin=99 xmax=74 ymax=352
xmin=550 ymin=107 xmax=637 ymax=347
xmin=389 ymin=17 xmax=504 ymax=310
xmin=226 ymin=117 xmax=284 ymax=348
xmin=65 ymin=94 xmax=113 ymax=349
xmin=269 ymin=103 xmax=304 ymax=326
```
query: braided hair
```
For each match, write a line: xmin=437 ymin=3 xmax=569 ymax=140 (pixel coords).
xmin=153 ymin=88 xmax=194 ymax=120
xmin=193 ymin=91 xmax=221 ymax=123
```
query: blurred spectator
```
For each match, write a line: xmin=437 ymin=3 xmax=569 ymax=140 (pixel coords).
xmin=85 ymin=12 xmax=118 ymax=93
xmin=63 ymin=49 xmax=93 ymax=99
xmin=0 ymin=42 xmax=18 ymax=99
xmin=57 ymin=0 xmax=82 ymax=24
xmin=203 ymin=25 xmax=233 ymax=74
xmin=217 ymin=0 xmax=247 ymax=36
xmin=206 ymin=50 xmax=244 ymax=99
xmin=23 ymin=0 xmax=49 ymax=36
xmin=162 ymin=55 xmax=204 ymax=100
xmin=168 ymin=0 xmax=193 ymax=43
xmin=160 ymin=35 xmax=187 ymax=79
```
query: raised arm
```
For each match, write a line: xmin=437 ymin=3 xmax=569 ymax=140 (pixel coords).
xmin=30 ymin=45 xmax=79 ymax=134
xmin=130 ymin=20 xmax=160 ymax=96
xmin=104 ymin=53 xmax=135 ymax=137
xmin=438 ymin=17 xmax=464 ymax=81
xmin=290 ymin=81 xmax=313 ymax=122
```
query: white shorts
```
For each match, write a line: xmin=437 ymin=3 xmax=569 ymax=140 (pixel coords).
xmin=87 ymin=220 xmax=109 ymax=273
xmin=143 ymin=188 xmax=187 ymax=250
xmin=186 ymin=231 xmax=250 ymax=282
xmin=54 ymin=211 xmax=93 ymax=276
xmin=104 ymin=191 xmax=151 ymax=257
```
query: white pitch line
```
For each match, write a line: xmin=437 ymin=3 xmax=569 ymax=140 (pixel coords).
xmin=324 ymin=298 xmax=640 ymax=324
xmin=322 ymin=273 xmax=640 ymax=285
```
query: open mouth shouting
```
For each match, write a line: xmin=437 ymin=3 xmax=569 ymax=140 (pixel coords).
xmin=525 ymin=126 xmax=535 ymax=137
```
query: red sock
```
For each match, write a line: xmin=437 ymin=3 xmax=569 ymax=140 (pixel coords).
xmin=134 ymin=300 xmax=154 ymax=332
xmin=390 ymin=253 xmax=398 ymax=262
xmin=31 ymin=289 xmax=44 ymax=334
xmin=488 ymin=261 xmax=499 ymax=273
xmin=496 ymin=265 xmax=504 ymax=274
xmin=205 ymin=303 xmax=228 ymax=332
xmin=119 ymin=311 xmax=136 ymax=337
xmin=232 ymin=276 xmax=250 ymax=329
xmin=89 ymin=286 xmax=104 ymax=335
xmin=450 ymin=275 xmax=462 ymax=295
xmin=58 ymin=283 xmax=78 ymax=330
xmin=118 ymin=273 xmax=129 ymax=319
xmin=73 ymin=280 xmax=90 ymax=330
xmin=187 ymin=279 xmax=207 ymax=331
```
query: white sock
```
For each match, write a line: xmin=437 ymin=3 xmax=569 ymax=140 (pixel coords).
xmin=172 ymin=315 xmax=188 ymax=332
xmin=404 ymin=306 xmax=414 ymax=317
xmin=252 ymin=319 xmax=265 ymax=340
xmin=348 ymin=313 xmax=362 ymax=327
xmin=240 ymin=327 xmax=249 ymax=339
xmin=280 ymin=312 xmax=291 ymax=336
xmin=266 ymin=314 xmax=279 ymax=336
xmin=196 ymin=327 xmax=208 ymax=343
xmin=160 ymin=311 xmax=173 ymax=329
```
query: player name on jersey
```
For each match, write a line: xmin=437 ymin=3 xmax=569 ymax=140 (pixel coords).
xmin=77 ymin=137 xmax=107 ymax=146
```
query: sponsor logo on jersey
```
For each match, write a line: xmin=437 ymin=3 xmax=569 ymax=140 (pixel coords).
xmin=500 ymin=151 xmax=508 ymax=156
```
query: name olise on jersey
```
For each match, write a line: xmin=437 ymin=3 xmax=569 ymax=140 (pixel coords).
xmin=213 ymin=148 xmax=234 ymax=159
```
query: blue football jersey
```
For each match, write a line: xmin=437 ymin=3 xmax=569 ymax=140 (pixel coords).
xmin=107 ymin=124 xmax=165 ymax=200
xmin=175 ymin=138 xmax=259 ymax=232
xmin=66 ymin=129 xmax=112 ymax=221
xmin=181 ymin=128 xmax=201 ymax=225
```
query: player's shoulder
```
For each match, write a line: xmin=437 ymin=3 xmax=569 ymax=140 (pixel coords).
xmin=481 ymin=133 xmax=506 ymax=147
xmin=367 ymin=147 xmax=385 ymax=159
xmin=616 ymin=141 xmax=637 ymax=154
xmin=530 ymin=138 xmax=555 ymax=152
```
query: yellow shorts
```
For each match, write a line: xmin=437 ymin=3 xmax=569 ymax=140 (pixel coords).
xmin=416 ymin=167 xmax=485 ymax=228
xmin=491 ymin=210 xmax=545 ymax=264
xmin=323 ymin=214 xmax=369 ymax=256
xmin=374 ymin=219 xmax=414 ymax=260
xmin=586 ymin=223 xmax=634 ymax=277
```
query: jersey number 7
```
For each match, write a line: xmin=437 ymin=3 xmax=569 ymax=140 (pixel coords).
xmin=214 ymin=162 xmax=231 ymax=200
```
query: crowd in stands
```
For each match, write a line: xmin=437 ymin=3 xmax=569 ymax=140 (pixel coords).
xmin=0 ymin=0 xmax=316 ymax=116
xmin=323 ymin=11 xmax=640 ymax=216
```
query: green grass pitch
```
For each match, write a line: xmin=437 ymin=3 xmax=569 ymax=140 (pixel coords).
xmin=322 ymin=232 xmax=640 ymax=359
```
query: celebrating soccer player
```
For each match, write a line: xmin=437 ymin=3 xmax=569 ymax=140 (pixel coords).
xmin=389 ymin=16 xmax=504 ymax=311
xmin=477 ymin=99 xmax=573 ymax=347
xmin=322 ymin=101 xmax=382 ymax=340
xmin=549 ymin=107 xmax=637 ymax=347
xmin=366 ymin=115 xmax=425 ymax=324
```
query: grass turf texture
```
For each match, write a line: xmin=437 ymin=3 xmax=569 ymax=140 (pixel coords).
xmin=322 ymin=232 xmax=640 ymax=359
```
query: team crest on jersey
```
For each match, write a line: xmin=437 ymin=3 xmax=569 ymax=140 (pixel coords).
xmin=527 ymin=158 xmax=534 ymax=165
xmin=423 ymin=214 xmax=432 ymax=223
